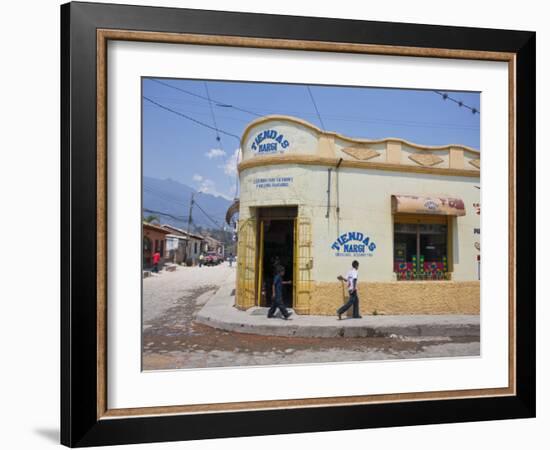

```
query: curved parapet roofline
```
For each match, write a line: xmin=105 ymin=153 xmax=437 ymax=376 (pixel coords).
xmin=240 ymin=114 xmax=481 ymax=155
xmin=237 ymin=154 xmax=481 ymax=178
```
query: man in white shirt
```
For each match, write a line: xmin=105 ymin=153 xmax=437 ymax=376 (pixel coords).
xmin=336 ymin=260 xmax=362 ymax=319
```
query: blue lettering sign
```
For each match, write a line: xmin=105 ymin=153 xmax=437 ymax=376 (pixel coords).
xmin=331 ymin=231 xmax=377 ymax=257
xmin=253 ymin=176 xmax=294 ymax=189
xmin=250 ymin=129 xmax=290 ymax=154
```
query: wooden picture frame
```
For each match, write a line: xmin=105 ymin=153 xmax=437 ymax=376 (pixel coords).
xmin=61 ymin=1 xmax=535 ymax=446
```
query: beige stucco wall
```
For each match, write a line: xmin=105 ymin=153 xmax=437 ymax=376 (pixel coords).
xmin=333 ymin=139 xmax=387 ymax=163
xmin=400 ymin=146 xmax=450 ymax=167
xmin=239 ymin=164 xmax=480 ymax=282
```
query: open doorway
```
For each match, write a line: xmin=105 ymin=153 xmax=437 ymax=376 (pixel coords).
xmin=257 ymin=207 xmax=297 ymax=308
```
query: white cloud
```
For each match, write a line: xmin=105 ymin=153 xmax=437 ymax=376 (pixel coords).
xmin=198 ymin=178 xmax=215 ymax=192
xmin=205 ymin=148 xmax=226 ymax=159
xmin=194 ymin=174 xmax=232 ymax=200
xmin=219 ymin=148 xmax=241 ymax=176
xmin=191 ymin=148 xmax=240 ymax=201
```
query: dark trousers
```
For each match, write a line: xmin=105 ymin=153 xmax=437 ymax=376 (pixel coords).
xmin=267 ymin=297 xmax=289 ymax=318
xmin=152 ymin=263 xmax=159 ymax=273
xmin=337 ymin=291 xmax=360 ymax=318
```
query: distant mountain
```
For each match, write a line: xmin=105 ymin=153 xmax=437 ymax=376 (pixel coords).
xmin=142 ymin=176 xmax=232 ymax=231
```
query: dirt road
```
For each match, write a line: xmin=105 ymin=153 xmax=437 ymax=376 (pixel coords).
xmin=142 ymin=263 xmax=479 ymax=371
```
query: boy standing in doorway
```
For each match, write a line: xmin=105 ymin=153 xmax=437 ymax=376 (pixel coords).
xmin=267 ymin=266 xmax=293 ymax=320
xmin=336 ymin=260 xmax=362 ymax=319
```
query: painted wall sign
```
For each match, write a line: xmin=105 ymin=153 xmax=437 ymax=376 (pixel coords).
xmin=331 ymin=231 xmax=377 ymax=257
xmin=391 ymin=195 xmax=466 ymax=216
xmin=250 ymin=129 xmax=290 ymax=154
xmin=253 ymin=176 xmax=293 ymax=189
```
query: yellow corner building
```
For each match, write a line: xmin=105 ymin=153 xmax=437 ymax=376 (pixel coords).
xmin=230 ymin=115 xmax=480 ymax=316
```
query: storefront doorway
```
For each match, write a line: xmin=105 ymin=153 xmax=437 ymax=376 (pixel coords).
xmin=257 ymin=207 xmax=297 ymax=308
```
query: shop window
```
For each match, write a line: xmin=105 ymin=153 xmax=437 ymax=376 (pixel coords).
xmin=394 ymin=222 xmax=448 ymax=280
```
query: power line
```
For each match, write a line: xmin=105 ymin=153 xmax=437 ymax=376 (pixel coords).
xmin=203 ymin=81 xmax=237 ymax=197
xmin=143 ymin=96 xmax=242 ymax=142
xmin=148 ymin=78 xmax=262 ymax=118
xmin=144 ymin=186 xmax=227 ymax=219
xmin=434 ymin=91 xmax=480 ymax=115
xmin=146 ymin=86 xmax=478 ymax=134
xmin=143 ymin=208 xmax=189 ymax=223
xmin=143 ymin=100 xmax=479 ymax=131
xmin=143 ymin=186 xmax=189 ymax=207
xmin=193 ymin=200 xmax=223 ymax=229
xmin=204 ymin=81 xmax=221 ymax=143
xmin=306 ymin=86 xmax=326 ymax=130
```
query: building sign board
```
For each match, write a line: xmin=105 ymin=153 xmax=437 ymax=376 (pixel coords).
xmin=331 ymin=231 xmax=377 ymax=257
xmin=391 ymin=194 xmax=466 ymax=216
xmin=250 ymin=129 xmax=290 ymax=154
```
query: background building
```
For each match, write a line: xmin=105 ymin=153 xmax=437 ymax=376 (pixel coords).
xmin=143 ymin=222 xmax=171 ymax=270
xmin=165 ymin=233 xmax=188 ymax=265
xmin=203 ymin=235 xmax=225 ymax=257
xmin=162 ymin=224 xmax=205 ymax=266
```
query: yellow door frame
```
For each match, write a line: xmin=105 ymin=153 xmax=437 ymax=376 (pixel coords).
xmin=256 ymin=220 xmax=264 ymax=306
xmin=255 ymin=216 xmax=297 ymax=308
xmin=293 ymin=217 xmax=297 ymax=306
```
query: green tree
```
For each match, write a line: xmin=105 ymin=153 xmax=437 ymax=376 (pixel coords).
xmin=143 ymin=214 xmax=160 ymax=224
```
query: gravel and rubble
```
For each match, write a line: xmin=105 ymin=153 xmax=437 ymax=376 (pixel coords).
xmin=142 ymin=263 xmax=480 ymax=371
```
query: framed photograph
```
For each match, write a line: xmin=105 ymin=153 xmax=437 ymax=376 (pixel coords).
xmin=61 ymin=1 xmax=535 ymax=447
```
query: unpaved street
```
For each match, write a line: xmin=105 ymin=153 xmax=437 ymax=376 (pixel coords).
xmin=142 ymin=263 xmax=479 ymax=371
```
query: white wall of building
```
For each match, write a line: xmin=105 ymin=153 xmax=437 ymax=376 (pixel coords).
xmin=240 ymin=163 xmax=480 ymax=282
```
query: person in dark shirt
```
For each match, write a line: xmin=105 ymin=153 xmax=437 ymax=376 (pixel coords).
xmin=267 ymin=265 xmax=292 ymax=319
xmin=265 ymin=255 xmax=281 ymax=304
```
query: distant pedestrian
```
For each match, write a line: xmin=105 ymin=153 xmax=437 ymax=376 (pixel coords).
xmin=267 ymin=266 xmax=292 ymax=320
xmin=199 ymin=253 xmax=204 ymax=267
xmin=152 ymin=251 xmax=161 ymax=273
xmin=229 ymin=253 xmax=234 ymax=267
xmin=336 ymin=260 xmax=362 ymax=319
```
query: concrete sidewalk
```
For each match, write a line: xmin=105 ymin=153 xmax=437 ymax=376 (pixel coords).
xmin=195 ymin=274 xmax=480 ymax=339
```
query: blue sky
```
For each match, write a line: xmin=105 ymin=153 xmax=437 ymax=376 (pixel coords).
xmin=142 ymin=78 xmax=480 ymax=200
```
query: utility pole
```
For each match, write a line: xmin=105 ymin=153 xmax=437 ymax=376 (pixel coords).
xmin=186 ymin=192 xmax=195 ymax=265
xmin=187 ymin=192 xmax=194 ymax=235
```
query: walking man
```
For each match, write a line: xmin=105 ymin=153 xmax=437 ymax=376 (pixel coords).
xmin=267 ymin=265 xmax=292 ymax=320
xmin=336 ymin=260 xmax=362 ymax=319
